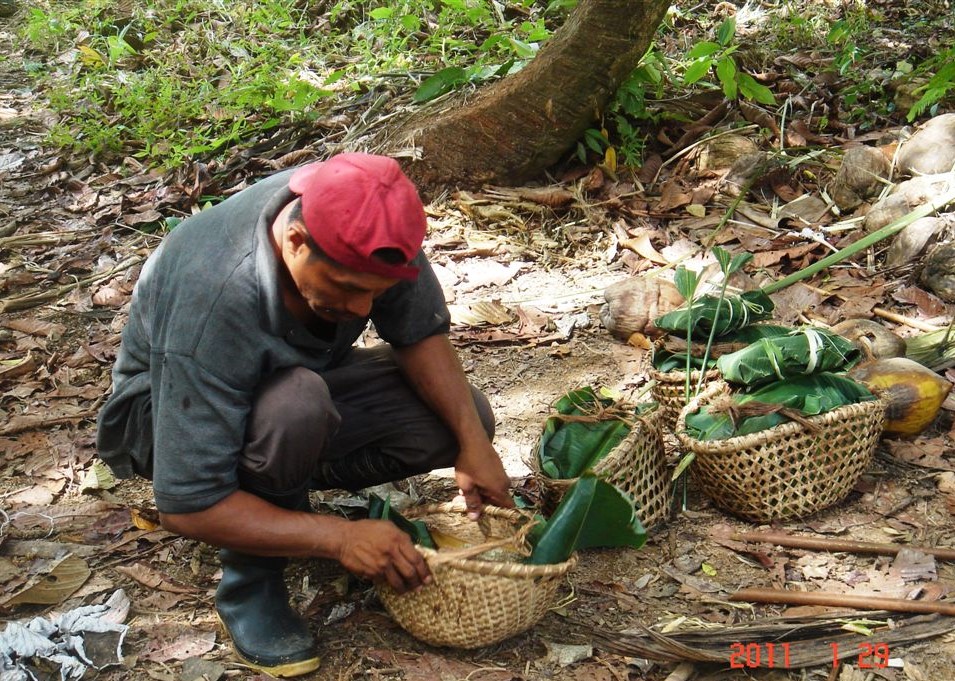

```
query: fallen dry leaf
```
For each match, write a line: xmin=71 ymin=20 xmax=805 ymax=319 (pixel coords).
xmin=114 ymin=562 xmax=200 ymax=594
xmin=139 ymin=624 xmax=217 ymax=663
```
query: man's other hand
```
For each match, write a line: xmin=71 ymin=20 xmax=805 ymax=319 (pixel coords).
xmin=455 ymin=442 xmax=514 ymax=520
xmin=337 ymin=519 xmax=432 ymax=593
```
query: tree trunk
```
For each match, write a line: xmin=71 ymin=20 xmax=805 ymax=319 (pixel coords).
xmin=373 ymin=0 xmax=671 ymax=190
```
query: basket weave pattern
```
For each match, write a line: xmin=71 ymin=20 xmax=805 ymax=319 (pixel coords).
xmin=649 ymin=337 xmax=720 ymax=430
xmin=531 ymin=411 xmax=670 ymax=531
xmin=376 ymin=504 xmax=575 ymax=649
xmin=676 ymin=386 xmax=884 ymax=522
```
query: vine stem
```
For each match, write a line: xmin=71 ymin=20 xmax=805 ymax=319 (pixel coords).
xmin=761 ymin=181 xmax=955 ymax=295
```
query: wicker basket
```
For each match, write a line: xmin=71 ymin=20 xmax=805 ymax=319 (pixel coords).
xmin=676 ymin=383 xmax=884 ymax=522
xmin=376 ymin=503 xmax=576 ymax=649
xmin=529 ymin=407 xmax=670 ymax=531
xmin=649 ymin=337 xmax=721 ymax=431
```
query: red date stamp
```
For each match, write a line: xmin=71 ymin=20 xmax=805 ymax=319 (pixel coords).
xmin=728 ymin=642 xmax=891 ymax=669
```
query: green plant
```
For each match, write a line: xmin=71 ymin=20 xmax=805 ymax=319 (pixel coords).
xmin=682 ymin=17 xmax=775 ymax=105
xmin=907 ymin=49 xmax=955 ymax=121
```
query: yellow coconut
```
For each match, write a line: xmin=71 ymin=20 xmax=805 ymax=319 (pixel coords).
xmin=849 ymin=357 xmax=953 ymax=436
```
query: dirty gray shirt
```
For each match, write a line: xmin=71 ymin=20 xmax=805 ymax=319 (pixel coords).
xmin=96 ymin=169 xmax=450 ymax=514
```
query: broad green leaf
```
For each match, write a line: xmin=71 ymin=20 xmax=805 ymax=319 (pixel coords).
xmin=684 ymin=373 xmax=875 ymax=440
xmin=369 ymin=7 xmax=393 ymax=19
xmin=673 ymin=265 xmax=700 ymax=301
xmin=413 ymin=66 xmax=468 ymax=103
xmin=716 ymin=18 xmax=737 ymax=46
xmin=654 ymin=289 xmax=776 ymax=340
xmin=683 ymin=57 xmax=714 ymax=85
xmin=729 ymin=252 xmax=754 ymax=275
xmin=368 ymin=494 xmax=436 ymax=549
xmin=712 ymin=246 xmax=732 ymax=273
xmin=537 ymin=387 xmax=630 ymax=478
xmin=527 ymin=473 xmax=646 ymax=565
xmin=687 ymin=40 xmax=721 ymax=60
xmin=716 ymin=57 xmax=738 ymax=99
xmin=738 ymin=73 xmax=776 ymax=106
xmin=716 ymin=327 xmax=860 ymax=387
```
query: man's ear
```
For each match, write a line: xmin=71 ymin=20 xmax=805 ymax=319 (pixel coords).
xmin=285 ymin=220 xmax=311 ymax=256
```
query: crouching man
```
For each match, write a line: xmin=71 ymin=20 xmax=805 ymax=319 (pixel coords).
xmin=97 ymin=153 xmax=513 ymax=676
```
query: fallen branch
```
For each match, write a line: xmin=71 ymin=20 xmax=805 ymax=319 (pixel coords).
xmin=730 ymin=587 xmax=955 ymax=616
xmin=727 ymin=529 xmax=955 ymax=561
xmin=0 ymin=255 xmax=142 ymax=313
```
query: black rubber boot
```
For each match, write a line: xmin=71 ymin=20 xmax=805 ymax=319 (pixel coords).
xmin=313 ymin=449 xmax=414 ymax=492
xmin=216 ymin=550 xmax=320 ymax=677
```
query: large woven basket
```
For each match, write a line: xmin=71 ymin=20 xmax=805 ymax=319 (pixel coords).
xmin=529 ymin=407 xmax=670 ymax=531
xmin=676 ymin=383 xmax=884 ymax=522
xmin=376 ymin=503 xmax=576 ymax=649
xmin=649 ymin=337 xmax=721 ymax=431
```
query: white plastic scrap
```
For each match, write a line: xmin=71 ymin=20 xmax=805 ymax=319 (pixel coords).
xmin=0 ymin=589 xmax=129 ymax=681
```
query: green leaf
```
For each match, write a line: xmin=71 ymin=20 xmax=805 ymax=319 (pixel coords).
xmin=537 ymin=387 xmax=630 ymax=478
xmin=368 ymin=494 xmax=436 ymax=549
xmin=687 ymin=40 xmax=721 ymax=60
xmin=527 ymin=473 xmax=647 ymax=565
xmin=715 ymin=57 xmax=738 ymax=99
xmin=738 ymin=73 xmax=776 ymax=106
xmin=683 ymin=57 xmax=714 ymax=85
xmin=716 ymin=18 xmax=737 ymax=47
xmin=369 ymin=7 xmax=393 ymax=19
xmin=670 ymin=452 xmax=696 ymax=481
xmin=715 ymin=327 xmax=861 ymax=387
xmin=656 ymin=290 xmax=776 ymax=340
xmin=413 ymin=66 xmax=468 ymax=103
xmin=683 ymin=373 xmax=875 ymax=440
xmin=673 ymin=265 xmax=701 ymax=302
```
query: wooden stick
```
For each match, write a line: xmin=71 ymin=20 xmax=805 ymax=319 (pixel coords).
xmin=800 ymin=283 xmax=943 ymax=333
xmin=730 ymin=587 xmax=955 ymax=616
xmin=728 ymin=530 xmax=955 ymax=561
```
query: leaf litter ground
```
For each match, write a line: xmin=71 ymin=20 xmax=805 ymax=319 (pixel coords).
xmin=4 ymin=5 xmax=955 ymax=681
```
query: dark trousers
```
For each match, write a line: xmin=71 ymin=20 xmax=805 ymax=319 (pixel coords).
xmin=229 ymin=345 xmax=493 ymax=504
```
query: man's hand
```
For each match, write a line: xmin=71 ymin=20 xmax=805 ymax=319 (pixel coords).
xmin=455 ymin=440 xmax=514 ymax=520
xmin=337 ymin=519 xmax=432 ymax=593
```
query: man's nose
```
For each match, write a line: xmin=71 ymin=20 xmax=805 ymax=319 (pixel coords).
xmin=345 ymin=292 xmax=374 ymax=318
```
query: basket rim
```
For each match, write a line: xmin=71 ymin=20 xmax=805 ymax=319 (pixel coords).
xmin=526 ymin=403 xmax=662 ymax=480
xmin=649 ymin=336 xmax=721 ymax=383
xmin=675 ymin=382 xmax=885 ymax=454
xmin=403 ymin=502 xmax=578 ymax=578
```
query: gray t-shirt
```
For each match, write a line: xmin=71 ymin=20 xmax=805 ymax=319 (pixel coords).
xmin=96 ymin=169 xmax=450 ymax=513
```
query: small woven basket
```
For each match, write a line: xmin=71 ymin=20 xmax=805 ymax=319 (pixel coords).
xmin=376 ymin=503 xmax=576 ymax=649
xmin=529 ymin=407 xmax=670 ymax=531
xmin=676 ymin=383 xmax=884 ymax=522
xmin=649 ymin=337 xmax=721 ymax=431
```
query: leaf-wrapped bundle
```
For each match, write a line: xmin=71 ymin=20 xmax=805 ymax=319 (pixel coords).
xmin=537 ymin=388 xmax=631 ymax=479
xmin=652 ymin=324 xmax=792 ymax=372
xmin=654 ymin=289 xmax=775 ymax=340
xmin=684 ymin=373 xmax=875 ymax=440
xmin=716 ymin=328 xmax=861 ymax=387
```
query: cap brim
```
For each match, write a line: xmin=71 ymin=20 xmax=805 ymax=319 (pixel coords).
xmin=289 ymin=163 xmax=323 ymax=195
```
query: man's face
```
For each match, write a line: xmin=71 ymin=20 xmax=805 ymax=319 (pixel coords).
xmin=285 ymin=244 xmax=400 ymax=323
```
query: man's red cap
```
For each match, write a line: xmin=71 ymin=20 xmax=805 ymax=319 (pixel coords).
xmin=288 ymin=153 xmax=426 ymax=281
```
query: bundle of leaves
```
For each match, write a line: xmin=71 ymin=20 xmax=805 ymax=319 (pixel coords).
xmin=715 ymin=327 xmax=862 ymax=387
xmin=652 ymin=323 xmax=791 ymax=373
xmin=684 ymin=373 xmax=876 ymax=441
xmin=371 ymin=474 xmax=646 ymax=566
xmin=536 ymin=387 xmax=635 ymax=479
xmin=654 ymin=289 xmax=776 ymax=341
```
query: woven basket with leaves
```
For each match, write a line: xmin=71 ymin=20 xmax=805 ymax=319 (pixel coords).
xmin=676 ymin=383 xmax=884 ymax=522
xmin=376 ymin=503 xmax=576 ymax=649
xmin=529 ymin=407 xmax=670 ymax=531
xmin=649 ymin=336 xmax=721 ymax=431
